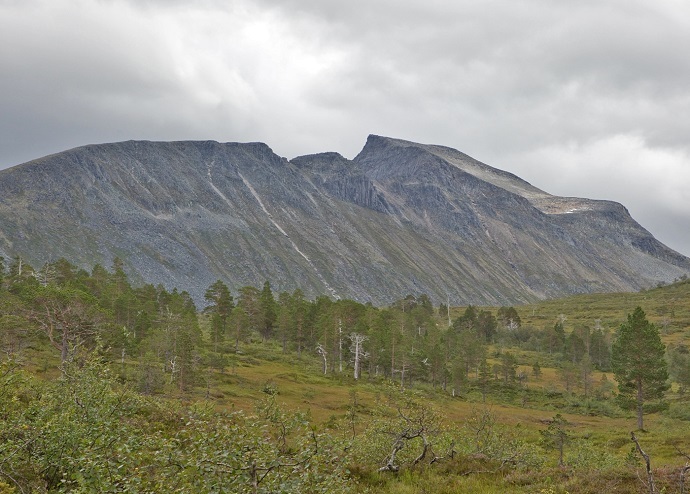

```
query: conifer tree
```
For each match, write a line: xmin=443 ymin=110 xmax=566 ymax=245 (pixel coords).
xmin=497 ymin=306 xmax=521 ymax=330
xmin=259 ymin=281 xmax=276 ymax=341
xmin=551 ymin=321 xmax=566 ymax=354
xmin=589 ymin=326 xmax=611 ymax=370
xmin=111 ymin=257 xmax=131 ymax=298
xmin=499 ymin=352 xmax=518 ymax=385
xmin=292 ymin=289 xmax=307 ymax=357
xmin=204 ymin=280 xmax=234 ymax=351
xmin=532 ymin=361 xmax=542 ymax=379
xmin=230 ymin=306 xmax=249 ymax=353
xmin=477 ymin=358 xmax=492 ymax=402
xmin=453 ymin=305 xmax=478 ymax=332
xmin=476 ymin=310 xmax=498 ymax=342
xmin=541 ymin=414 xmax=571 ymax=466
xmin=669 ymin=345 xmax=690 ymax=394
xmin=276 ymin=291 xmax=293 ymax=354
xmin=611 ymin=307 xmax=669 ymax=430
xmin=133 ymin=283 xmax=158 ymax=342
xmin=238 ymin=285 xmax=262 ymax=336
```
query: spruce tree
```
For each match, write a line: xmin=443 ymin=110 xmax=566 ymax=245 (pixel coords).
xmin=611 ymin=307 xmax=669 ymax=430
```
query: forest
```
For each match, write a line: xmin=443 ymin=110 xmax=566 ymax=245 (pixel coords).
xmin=1 ymin=255 xmax=690 ymax=493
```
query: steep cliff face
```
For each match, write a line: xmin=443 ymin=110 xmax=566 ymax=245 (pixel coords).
xmin=0 ymin=135 xmax=688 ymax=305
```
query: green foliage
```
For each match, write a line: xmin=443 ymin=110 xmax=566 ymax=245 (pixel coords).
xmin=566 ymin=438 xmax=623 ymax=471
xmin=204 ymin=279 xmax=234 ymax=350
xmin=0 ymin=355 xmax=351 ymax=493
xmin=459 ymin=407 xmax=544 ymax=469
xmin=350 ymin=385 xmax=452 ymax=473
xmin=497 ymin=306 xmax=521 ymax=330
xmin=668 ymin=344 xmax=690 ymax=394
xmin=611 ymin=307 xmax=669 ymax=430
xmin=4 ymin=254 xmax=690 ymax=492
xmin=532 ymin=360 xmax=542 ymax=379
xmin=540 ymin=414 xmax=571 ymax=466
xmin=259 ymin=281 xmax=276 ymax=341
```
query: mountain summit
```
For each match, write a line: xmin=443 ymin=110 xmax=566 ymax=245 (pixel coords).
xmin=0 ymin=135 xmax=687 ymax=305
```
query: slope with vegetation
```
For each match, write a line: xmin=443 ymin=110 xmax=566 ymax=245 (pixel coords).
xmin=2 ymin=255 xmax=690 ymax=493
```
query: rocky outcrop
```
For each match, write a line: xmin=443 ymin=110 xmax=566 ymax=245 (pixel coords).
xmin=0 ymin=135 xmax=688 ymax=305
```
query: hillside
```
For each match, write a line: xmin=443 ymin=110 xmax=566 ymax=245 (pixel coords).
xmin=3 ymin=262 xmax=690 ymax=493
xmin=0 ymin=135 xmax=688 ymax=305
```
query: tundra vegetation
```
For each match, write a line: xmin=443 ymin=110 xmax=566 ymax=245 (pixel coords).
xmin=1 ymin=255 xmax=690 ymax=493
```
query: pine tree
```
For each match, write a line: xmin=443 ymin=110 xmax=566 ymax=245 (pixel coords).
xmin=276 ymin=291 xmax=293 ymax=354
xmin=499 ymin=352 xmax=518 ymax=385
xmin=292 ymin=289 xmax=307 ymax=357
xmin=550 ymin=321 xmax=566 ymax=354
xmin=589 ymin=327 xmax=611 ymax=370
xmin=158 ymin=289 xmax=200 ymax=392
xmin=230 ymin=306 xmax=249 ymax=353
xmin=204 ymin=280 xmax=234 ymax=351
xmin=669 ymin=345 xmax=690 ymax=394
xmin=453 ymin=305 xmax=478 ymax=332
xmin=497 ymin=306 xmax=521 ymax=330
xmin=532 ymin=361 xmax=542 ymax=379
xmin=611 ymin=307 xmax=669 ymax=430
xmin=238 ymin=285 xmax=262 ymax=336
xmin=476 ymin=310 xmax=498 ymax=342
xmin=540 ymin=414 xmax=571 ymax=466
xmin=259 ymin=281 xmax=276 ymax=342
xmin=477 ymin=358 xmax=492 ymax=403
xmin=565 ymin=332 xmax=586 ymax=363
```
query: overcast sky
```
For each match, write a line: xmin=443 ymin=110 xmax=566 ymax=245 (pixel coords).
xmin=2 ymin=0 xmax=689 ymax=257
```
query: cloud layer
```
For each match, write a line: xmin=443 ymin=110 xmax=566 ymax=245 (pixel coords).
xmin=2 ymin=0 xmax=689 ymax=256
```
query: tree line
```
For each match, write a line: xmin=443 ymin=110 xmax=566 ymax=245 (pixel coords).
xmin=0 ymin=255 xmax=614 ymax=395
xmin=0 ymin=255 xmax=681 ymax=415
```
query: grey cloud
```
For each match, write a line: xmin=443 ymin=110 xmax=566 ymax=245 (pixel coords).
xmin=1 ymin=0 xmax=689 ymax=256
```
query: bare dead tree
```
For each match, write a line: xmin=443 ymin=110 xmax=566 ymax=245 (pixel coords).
xmin=674 ymin=446 xmax=690 ymax=494
xmin=338 ymin=319 xmax=343 ymax=373
xmin=681 ymin=464 xmax=690 ymax=494
xmin=378 ymin=398 xmax=441 ymax=472
xmin=26 ymin=287 xmax=102 ymax=363
xmin=631 ymin=431 xmax=656 ymax=494
xmin=349 ymin=333 xmax=368 ymax=380
xmin=316 ymin=343 xmax=328 ymax=375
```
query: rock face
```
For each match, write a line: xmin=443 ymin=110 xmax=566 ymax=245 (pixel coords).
xmin=0 ymin=135 xmax=688 ymax=305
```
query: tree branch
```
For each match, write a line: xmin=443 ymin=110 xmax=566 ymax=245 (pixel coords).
xmin=631 ymin=431 xmax=656 ymax=494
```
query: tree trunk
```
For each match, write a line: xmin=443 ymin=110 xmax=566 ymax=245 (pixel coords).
xmin=61 ymin=328 xmax=69 ymax=363
xmin=338 ymin=319 xmax=342 ymax=373
xmin=637 ymin=378 xmax=644 ymax=430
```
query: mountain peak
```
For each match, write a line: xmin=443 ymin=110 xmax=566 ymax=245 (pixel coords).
xmin=0 ymin=136 xmax=687 ymax=305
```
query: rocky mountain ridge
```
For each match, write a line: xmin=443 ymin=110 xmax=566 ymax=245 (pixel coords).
xmin=0 ymin=135 xmax=688 ymax=305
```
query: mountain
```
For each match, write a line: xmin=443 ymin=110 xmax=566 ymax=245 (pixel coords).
xmin=0 ymin=135 xmax=688 ymax=305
